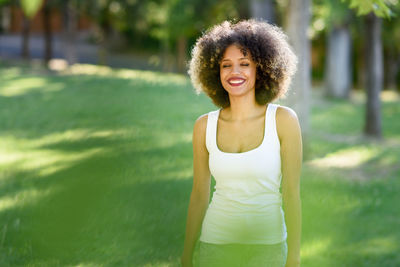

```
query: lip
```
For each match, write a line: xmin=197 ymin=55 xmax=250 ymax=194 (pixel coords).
xmin=227 ymin=77 xmax=246 ymax=86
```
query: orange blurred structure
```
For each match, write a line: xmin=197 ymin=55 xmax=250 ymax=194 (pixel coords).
xmin=5 ymin=5 xmax=91 ymax=33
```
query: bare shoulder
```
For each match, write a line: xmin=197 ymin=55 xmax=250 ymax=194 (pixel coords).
xmin=276 ymin=105 xmax=301 ymax=141
xmin=276 ymin=105 xmax=299 ymax=123
xmin=193 ymin=113 xmax=209 ymax=154
xmin=193 ymin=113 xmax=208 ymax=134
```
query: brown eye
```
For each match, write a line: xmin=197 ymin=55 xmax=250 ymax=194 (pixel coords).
xmin=222 ymin=64 xmax=231 ymax=68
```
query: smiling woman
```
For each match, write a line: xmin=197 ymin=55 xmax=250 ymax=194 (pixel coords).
xmin=181 ymin=19 xmax=302 ymax=267
xmin=219 ymin=45 xmax=257 ymax=99
xmin=188 ymin=19 xmax=297 ymax=108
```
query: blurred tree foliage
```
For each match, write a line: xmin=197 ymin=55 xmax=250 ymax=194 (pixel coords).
xmin=312 ymin=0 xmax=351 ymax=33
xmin=310 ymin=0 xmax=399 ymax=87
xmin=0 ymin=0 xmax=399 ymax=82
xmin=19 ymin=0 xmax=43 ymax=18
xmin=74 ymin=0 xmax=246 ymax=70
xmin=342 ymin=0 xmax=393 ymax=18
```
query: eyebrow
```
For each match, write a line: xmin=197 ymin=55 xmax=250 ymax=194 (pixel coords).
xmin=221 ymin=57 xmax=249 ymax=62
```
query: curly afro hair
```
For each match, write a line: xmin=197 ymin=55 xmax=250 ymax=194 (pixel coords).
xmin=188 ymin=19 xmax=298 ymax=108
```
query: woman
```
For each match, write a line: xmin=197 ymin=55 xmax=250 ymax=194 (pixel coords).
xmin=181 ymin=19 xmax=302 ymax=267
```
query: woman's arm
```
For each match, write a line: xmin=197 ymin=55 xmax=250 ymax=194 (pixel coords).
xmin=277 ymin=106 xmax=302 ymax=267
xmin=181 ymin=115 xmax=211 ymax=267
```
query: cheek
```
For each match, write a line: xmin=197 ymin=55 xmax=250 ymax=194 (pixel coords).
xmin=219 ymin=69 xmax=228 ymax=82
xmin=248 ymin=68 xmax=256 ymax=82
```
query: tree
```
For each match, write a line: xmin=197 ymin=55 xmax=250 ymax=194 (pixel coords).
xmin=0 ymin=0 xmax=12 ymax=33
xmin=314 ymin=0 xmax=353 ymax=99
xmin=364 ymin=12 xmax=383 ymax=138
xmin=284 ymin=0 xmax=312 ymax=137
xmin=343 ymin=0 xmax=393 ymax=138
xmin=166 ymin=0 xmax=242 ymax=72
xmin=62 ymin=0 xmax=78 ymax=66
xmin=80 ymin=0 xmax=115 ymax=66
xmin=325 ymin=23 xmax=352 ymax=98
xmin=42 ymin=0 xmax=52 ymax=64
xmin=21 ymin=9 xmax=30 ymax=59
xmin=19 ymin=0 xmax=44 ymax=60
xmin=250 ymin=0 xmax=276 ymax=23
xmin=82 ymin=0 xmax=161 ymax=66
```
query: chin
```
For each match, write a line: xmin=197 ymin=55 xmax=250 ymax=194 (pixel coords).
xmin=225 ymin=86 xmax=252 ymax=96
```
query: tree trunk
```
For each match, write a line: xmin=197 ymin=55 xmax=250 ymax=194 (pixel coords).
xmin=325 ymin=24 xmax=352 ymax=98
xmin=63 ymin=0 xmax=78 ymax=65
xmin=43 ymin=1 xmax=52 ymax=65
xmin=1 ymin=6 xmax=11 ymax=32
xmin=97 ymin=4 xmax=112 ymax=66
xmin=176 ymin=36 xmax=187 ymax=73
xmin=21 ymin=14 xmax=30 ymax=59
xmin=285 ymin=0 xmax=311 ymax=136
xmin=250 ymin=0 xmax=275 ymax=23
xmin=364 ymin=13 xmax=382 ymax=138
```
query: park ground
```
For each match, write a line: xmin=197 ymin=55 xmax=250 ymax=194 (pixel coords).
xmin=0 ymin=61 xmax=399 ymax=266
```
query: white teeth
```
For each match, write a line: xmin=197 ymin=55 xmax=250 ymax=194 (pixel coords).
xmin=229 ymin=79 xmax=244 ymax=84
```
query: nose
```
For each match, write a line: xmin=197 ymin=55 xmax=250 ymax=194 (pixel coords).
xmin=232 ymin=63 xmax=241 ymax=74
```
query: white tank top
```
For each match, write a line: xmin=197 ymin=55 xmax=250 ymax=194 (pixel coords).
xmin=199 ymin=103 xmax=287 ymax=244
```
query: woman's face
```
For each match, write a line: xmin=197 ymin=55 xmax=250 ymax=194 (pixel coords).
xmin=219 ymin=44 xmax=257 ymax=98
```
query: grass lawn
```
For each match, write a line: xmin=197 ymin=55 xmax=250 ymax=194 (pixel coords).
xmin=0 ymin=62 xmax=399 ymax=266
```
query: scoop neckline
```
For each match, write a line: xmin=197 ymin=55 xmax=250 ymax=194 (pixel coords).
xmin=215 ymin=104 xmax=270 ymax=155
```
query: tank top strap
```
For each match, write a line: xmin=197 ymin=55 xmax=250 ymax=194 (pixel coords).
xmin=205 ymin=109 xmax=220 ymax=153
xmin=265 ymin=103 xmax=280 ymax=141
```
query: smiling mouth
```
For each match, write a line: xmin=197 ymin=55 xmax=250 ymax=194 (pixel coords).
xmin=228 ymin=78 xmax=245 ymax=86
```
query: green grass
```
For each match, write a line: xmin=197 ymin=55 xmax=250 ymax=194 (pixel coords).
xmin=0 ymin=62 xmax=399 ymax=266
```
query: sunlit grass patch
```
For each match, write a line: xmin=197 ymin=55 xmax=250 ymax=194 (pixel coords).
xmin=308 ymin=146 xmax=379 ymax=168
xmin=66 ymin=63 xmax=189 ymax=88
xmin=0 ymin=188 xmax=53 ymax=212
xmin=301 ymin=237 xmax=331 ymax=260
xmin=357 ymin=236 xmax=398 ymax=255
xmin=381 ymin=90 xmax=400 ymax=102
xmin=0 ymin=77 xmax=64 ymax=97
xmin=0 ymin=129 xmax=126 ymax=177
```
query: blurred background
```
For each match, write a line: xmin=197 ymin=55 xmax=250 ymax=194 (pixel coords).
xmin=0 ymin=0 xmax=399 ymax=266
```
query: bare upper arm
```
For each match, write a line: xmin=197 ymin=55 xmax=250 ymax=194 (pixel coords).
xmin=192 ymin=114 xmax=211 ymax=198
xmin=276 ymin=106 xmax=302 ymax=193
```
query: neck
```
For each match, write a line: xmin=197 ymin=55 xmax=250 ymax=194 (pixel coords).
xmin=225 ymin=92 xmax=264 ymax=121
